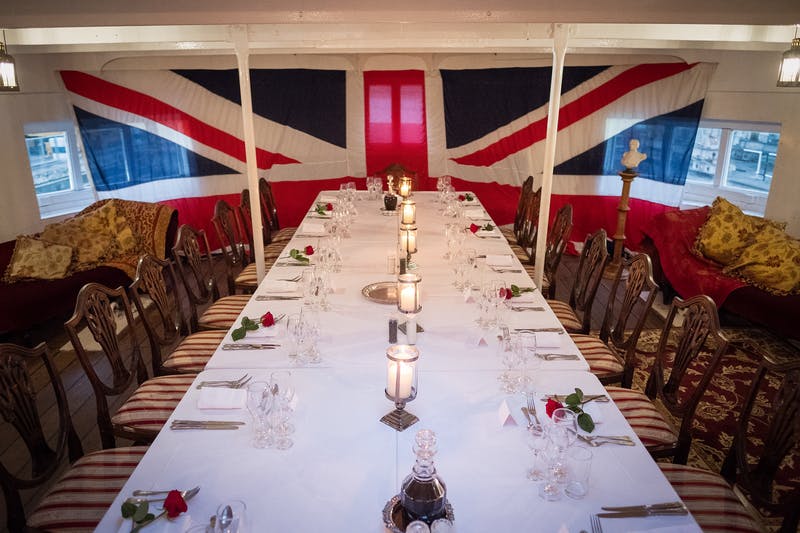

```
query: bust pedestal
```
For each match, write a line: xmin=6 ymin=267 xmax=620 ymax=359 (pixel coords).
xmin=604 ymin=169 xmax=638 ymax=279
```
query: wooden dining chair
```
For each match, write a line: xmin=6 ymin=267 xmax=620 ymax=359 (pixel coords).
xmin=547 ymin=228 xmax=609 ymax=334
xmin=212 ymin=199 xmax=255 ymax=294
xmin=500 ymin=175 xmax=533 ymax=246
xmin=258 ymin=177 xmax=296 ymax=245
xmin=65 ymin=283 xmax=197 ymax=449
xmin=0 ymin=342 xmax=147 ymax=532
xmin=172 ymin=224 xmax=250 ymax=331
xmin=129 ymin=254 xmax=225 ymax=374
xmin=659 ymin=357 xmax=800 ymax=533
xmin=510 ymin=185 xmax=542 ymax=262
xmin=607 ymin=294 xmax=728 ymax=464
xmin=570 ymin=253 xmax=659 ymax=387
xmin=522 ymin=203 xmax=573 ymax=299
xmin=238 ymin=189 xmax=286 ymax=271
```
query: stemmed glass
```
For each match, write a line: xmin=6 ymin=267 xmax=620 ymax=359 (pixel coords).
xmin=491 ymin=279 xmax=508 ymax=327
xmin=498 ymin=332 xmax=524 ymax=393
xmin=270 ymin=370 xmax=295 ymax=450
xmin=538 ymin=407 xmax=578 ymax=500
xmin=525 ymin=423 xmax=548 ymax=481
xmin=246 ymin=381 xmax=273 ymax=449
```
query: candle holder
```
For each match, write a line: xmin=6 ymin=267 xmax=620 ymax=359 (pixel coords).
xmin=400 ymin=199 xmax=416 ymax=225
xmin=397 ymin=273 xmax=422 ymax=344
xmin=381 ymin=344 xmax=419 ymax=431
xmin=398 ymin=176 xmax=412 ymax=199
xmin=400 ymin=223 xmax=418 ymax=271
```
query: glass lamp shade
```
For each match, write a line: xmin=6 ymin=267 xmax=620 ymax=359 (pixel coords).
xmin=0 ymin=43 xmax=19 ymax=92
xmin=397 ymin=273 xmax=421 ymax=313
xmin=385 ymin=344 xmax=419 ymax=403
xmin=401 ymin=200 xmax=416 ymax=225
xmin=777 ymin=37 xmax=800 ymax=87
xmin=400 ymin=224 xmax=418 ymax=254
xmin=399 ymin=176 xmax=412 ymax=199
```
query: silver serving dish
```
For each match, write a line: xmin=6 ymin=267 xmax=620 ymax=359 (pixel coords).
xmin=382 ymin=494 xmax=455 ymax=533
xmin=362 ymin=281 xmax=397 ymax=304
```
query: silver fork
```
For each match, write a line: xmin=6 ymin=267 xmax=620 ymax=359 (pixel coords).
xmin=196 ymin=374 xmax=251 ymax=389
xmin=278 ymin=274 xmax=301 ymax=282
xmin=591 ymin=514 xmax=603 ymax=533
xmin=510 ymin=306 xmax=545 ymax=312
xmin=525 ymin=393 xmax=541 ymax=426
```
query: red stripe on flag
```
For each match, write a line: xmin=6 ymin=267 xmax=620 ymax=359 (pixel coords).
xmin=60 ymin=71 xmax=299 ymax=169
xmin=452 ymin=63 xmax=696 ymax=167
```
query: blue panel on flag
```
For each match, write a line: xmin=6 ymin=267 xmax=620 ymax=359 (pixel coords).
xmin=553 ymin=100 xmax=705 ymax=185
xmin=74 ymin=107 xmax=238 ymax=191
xmin=174 ymin=69 xmax=347 ymax=149
xmin=441 ymin=66 xmax=607 ymax=149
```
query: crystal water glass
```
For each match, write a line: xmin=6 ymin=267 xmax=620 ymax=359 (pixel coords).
xmin=526 ymin=422 xmax=548 ymax=481
xmin=270 ymin=370 xmax=295 ymax=450
xmin=245 ymin=381 xmax=273 ymax=449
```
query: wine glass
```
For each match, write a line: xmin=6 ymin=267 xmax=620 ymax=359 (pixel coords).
xmin=549 ymin=407 xmax=578 ymax=453
xmin=525 ymin=423 xmax=548 ymax=481
xmin=270 ymin=371 xmax=295 ymax=450
xmin=245 ymin=381 xmax=273 ymax=449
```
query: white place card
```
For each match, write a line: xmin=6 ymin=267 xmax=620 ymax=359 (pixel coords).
xmin=197 ymin=387 xmax=247 ymax=410
xmin=485 ymin=254 xmax=513 ymax=267
xmin=498 ymin=399 xmax=517 ymax=427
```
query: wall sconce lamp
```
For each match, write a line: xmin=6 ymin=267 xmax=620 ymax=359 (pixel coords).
xmin=777 ymin=25 xmax=800 ymax=87
xmin=0 ymin=30 xmax=19 ymax=92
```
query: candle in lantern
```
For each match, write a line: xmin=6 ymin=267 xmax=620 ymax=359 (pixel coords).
xmin=400 ymin=227 xmax=417 ymax=254
xmin=387 ymin=358 xmax=414 ymax=400
xmin=399 ymin=284 xmax=416 ymax=312
xmin=401 ymin=201 xmax=416 ymax=225
xmin=399 ymin=179 xmax=410 ymax=198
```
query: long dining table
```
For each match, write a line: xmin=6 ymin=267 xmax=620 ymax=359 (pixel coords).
xmin=96 ymin=191 xmax=700 ymax=533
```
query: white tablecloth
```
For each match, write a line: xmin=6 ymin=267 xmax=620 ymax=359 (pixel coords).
xmin=96 ymin=192 xmax=699 ymax=533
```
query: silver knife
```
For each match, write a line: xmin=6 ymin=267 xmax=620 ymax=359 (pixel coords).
xmin=597 ymin=508 xmax=688 ymax=518
xmin=221 ymin=343 xmax=280 ymax=350
xmin=601 ymin=501 xmax=684 ymax=512
xmin=513 ymin=327 xmax=564 ymax=333
xmin=171 ymin=420 xmax=246 ymax=426
xmin=255 ymin=295 xmax=302 ymax=301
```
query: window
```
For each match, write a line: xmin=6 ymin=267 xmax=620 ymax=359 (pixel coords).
xmin=682 ymin=121 xmax=780 ymax=215
xmin=24 ymin=121 xmax=95 ymax=219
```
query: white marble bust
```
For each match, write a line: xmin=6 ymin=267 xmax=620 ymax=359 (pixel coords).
xmin=621 ymin=139 xmax=647 ymax=170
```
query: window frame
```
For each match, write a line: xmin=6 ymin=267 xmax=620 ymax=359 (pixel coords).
xmin=24 ymin=120 xmax=97 ymax=219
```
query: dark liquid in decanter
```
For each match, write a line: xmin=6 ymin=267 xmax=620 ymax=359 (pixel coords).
xmin=400 ymin=471 xmax=447 ymax=524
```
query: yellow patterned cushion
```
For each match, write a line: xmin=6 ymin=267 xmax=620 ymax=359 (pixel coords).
xmin=724 ymin=232 xmax=800 ymax=295
xmin=103 ymin=200 xmax=138 ymax=255
xmin=3 ymin=236 xmax=74 ymax=282
xmin=694 ymin=197 xmax=785 ymax=266
xmin=40 ymin=207 xmax=117 ymax=268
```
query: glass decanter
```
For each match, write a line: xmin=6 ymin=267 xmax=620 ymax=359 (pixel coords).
xmin=400 ymin=429 xmax=447 ymax=525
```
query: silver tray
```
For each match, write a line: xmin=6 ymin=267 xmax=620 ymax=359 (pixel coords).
xmin=382 ymin=494 xmax=455 ymax=533
xmin=362 ymin=281 xmax=397 ymax=304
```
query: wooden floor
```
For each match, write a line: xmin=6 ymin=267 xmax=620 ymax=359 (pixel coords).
xmin=0 ymin=253 xmax=661 ymax=532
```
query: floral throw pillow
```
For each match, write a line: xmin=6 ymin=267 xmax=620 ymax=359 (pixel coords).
xmin=98 ymin=200 xmax=138 ymax=255
xmin=694 ymin=197 xmax=785 ymax=266
xmin=724 ymin=232 xmax=800 ymax=295
xmin=40 ymin=207 xmax=116 ymax=268
xmin=3 ymin=236 xmax=74 ymax=282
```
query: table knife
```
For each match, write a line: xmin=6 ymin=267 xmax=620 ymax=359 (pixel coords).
xmin=601 ymin=501 xmax=684 ymax=512
xmin=221 ymin=343 xmax=280 ymax=350
xmin=597 ymin=507 xmax=689 ymax=518
xmin=255 ymin=295 xmax=302 ymax=301
xmin=513 ymin=327 xmax=564 ymax=333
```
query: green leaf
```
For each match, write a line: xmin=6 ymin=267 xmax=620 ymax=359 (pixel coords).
xmin=132 ymin=502 xmax=149 ymax=522
xmin=231 ymin=326 xmax=246 ymax=341
xmin=315 ymin=203 xmax=326 ymax=215
xmin=577 ymin=412 xmax=595 ymax=433
xmin=121 ymin=502 xmax=137 ymax=519
xmin=564 ymin=392 xmax=581 ymax=407
xmin=289 ymin=249 xmax=310 ymax=264
xmin=482 ymin=222 xmax=494 ymax=231
xmin=143 ymin=513 xmax=155 ymax=522
xmin=510 ymin=284 xmax=521 ymax=297
xmin=574 ymin=387 xmax=585 ymax=399
xmin=465 ymin=193 xmax=474 ymax=201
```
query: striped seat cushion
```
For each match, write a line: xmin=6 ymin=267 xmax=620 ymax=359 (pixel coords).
xmin=235 ymin=263 xmax=259 ymax=289
xmin=198 ymin=294 xmax=250 ymax=330
xmin=162 ymin=329 xmax=226 ymax=373
xmin=546 ymin=299 xmax=582 ymax=332
xmin=522 ymin=264 xmax=550 ymax=294
xmin=272 ymin=227 xmax=296 ymax=244
xmin=111 ymin=374 xmax=197 ymax=435
xmin=499 ymin=226 xmax=517 ymax=244
xmin=658 ymin=463 xmax=761 ymax=533
xmin=606 ymin=386 xmax=678 ymax=448
xmin=570 ymin=334 xmax=624 ymax=378
xmin=512 ymin=245 xmax=531 ymax=262
xmin=27 ymin=446 xmax=148 ymax=532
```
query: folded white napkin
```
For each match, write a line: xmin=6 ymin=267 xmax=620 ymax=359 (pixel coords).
xmin=535 ymin=332 xmax=562 ymax=348
xmin=485 ymin=254 xmax=513 ymax=267
xmin=247 ymin=324 xmax=282 ymax=339
xmin=319 ymin=195 xmax=338 ymax=203
xmin=262 ymin=280 xmax=298 ymax=293
xmin=476 ymin=230 xmax=496 ymax=237
xmin=463 ymin=206 xmax=485 ymax=217
xmin=197 ymin=387 xmax=247 ymax=409
xmin=300 ymin=221 xmax=326 ymax=235
xmin=512 ymin=292 xmax=537 ymax=303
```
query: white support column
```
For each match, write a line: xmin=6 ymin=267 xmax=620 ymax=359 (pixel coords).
xmin=231 ymin=25 xmax=266 ymax=283
xmin=533 ymin=24 xmax=569 ymax=290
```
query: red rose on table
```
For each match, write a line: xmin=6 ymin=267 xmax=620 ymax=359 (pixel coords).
xmin=458 ymin=194 xmax=466 ymax=201
xmin=469 ymin=223 xmax=480 ymax=233
xmin=304 ymin=245 xmax=315 ymax=256
xmin=163 ymin=490 xmax=187 ymax=518
xmin=499 ymin=288 xmax=512 ymax=300
xmin=261 ymin=311 xmax=275 ymax=328
xmin=545 ymin=398 xmax=564 ymax=418
xmin=326 ymin=202 xmax=334 ymax=211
